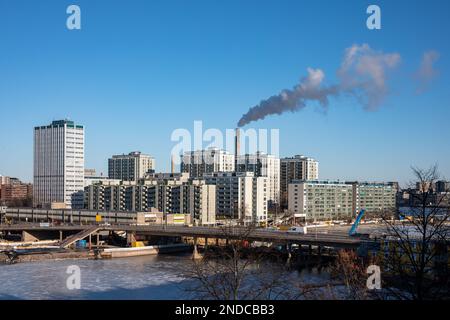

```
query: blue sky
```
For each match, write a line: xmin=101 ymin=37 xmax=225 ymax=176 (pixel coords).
xmin=0 ymin=0 xmax=449 ymax=186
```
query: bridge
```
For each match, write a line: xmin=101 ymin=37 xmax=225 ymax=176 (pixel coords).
xmin=0 ymin=223 xmax=366 ymax=249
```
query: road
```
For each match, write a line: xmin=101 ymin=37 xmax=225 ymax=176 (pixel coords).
xmin=0 ymin=223 xmax=368 ymax=248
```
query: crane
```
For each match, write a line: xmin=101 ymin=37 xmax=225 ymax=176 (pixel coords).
xmin=349 ymin=209 xmax=366 ymax=237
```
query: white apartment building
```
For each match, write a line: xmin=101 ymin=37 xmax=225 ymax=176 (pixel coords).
xmin=187 ymin=180 xmax=217 ymax=225
xmin=204 ymin=172 xmax=268 ymax=224
xmin=181 ymin=148 xmax=235 ymax=178
xmin=280 ymin=155 xmax=319 ymax=207
xmin=350 ymin=182 xmax=397 ymax=215
xmin=108 ymin=151 xmax=155 ymax=181
xmin=33 ymin=120 xmax=85 ymax=209
xmin=288 ymin=180 xmax=353 ymax=222
xmin=236 ymin=152 xmax=280 ymax=206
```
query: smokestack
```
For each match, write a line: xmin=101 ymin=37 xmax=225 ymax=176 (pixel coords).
xmin=171 ymin=155 xmax=175 ymax=174
xmin=235 ymin=128 xmax=240 ymax=168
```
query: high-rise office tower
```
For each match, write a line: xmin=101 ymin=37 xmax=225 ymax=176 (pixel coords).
xmin=33 ymin=120 xmax=85 ymax=209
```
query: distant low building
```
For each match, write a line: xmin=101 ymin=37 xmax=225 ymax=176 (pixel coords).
xmin=0 ymin=181 xmax=33 ymax=206
xmin=436 ymin=180 xmax=450 ymax=193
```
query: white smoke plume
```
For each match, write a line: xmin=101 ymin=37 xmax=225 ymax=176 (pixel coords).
xmin=337 ymin=44 xmax=401 ymax=111
xmin=237 ymin=68 xmax=338 ymax=127
xmin=237 ymin=44 xmax=401 ymax=127
xmin=414 ymin=50 xmax=440 ymax=94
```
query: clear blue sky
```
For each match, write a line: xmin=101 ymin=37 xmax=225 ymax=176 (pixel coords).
xmin=0 ymin=0 xmax=449 ymax=186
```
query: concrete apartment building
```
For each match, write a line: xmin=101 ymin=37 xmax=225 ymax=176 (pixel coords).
xmin=33 ymin=120 xmax=85 ymax=209
xmin=85 ymin=175 xmax=216 ymax=225
xmin=236 ymin=152 xmax=280 ymax=207
xmin=288 ymin=180 xmax=398 ymax=221
xmin=108 ymin=151 xmax=155 ymax=181
xmin=288 ymin=180 xmax=354 ymax=222
xmin=204 ymin=172 xmax=268 ymax=224
xmin=350 ymin=182 xmax=397 ymax=216
xmin=180 ymin=148 xmax=235 ymax=178
xmin=280 ymin=155 xmax=319 ymax=208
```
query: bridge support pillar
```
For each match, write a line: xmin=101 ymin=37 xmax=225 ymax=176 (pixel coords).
xmin=89 ymin=234 xmax=92 ymax=250
xmin=216 ymin=238 xmax=219 ymax=246
xmin=192 ymin=237 xmax=202 ymax=260
xmin=286 ymin=243 xmax=292 ymax=266
xmin=21 ymin=231 xmax=39 ymax=242
xmin=204 ymin=237 xmax=208 ymax=250
xmin=96 ymin=232 xmax=100 ymax=247
xmin=59 ymin=231 xmax=63 ymax=242
xmin=126 ymin=232 xmax=137 ymax=246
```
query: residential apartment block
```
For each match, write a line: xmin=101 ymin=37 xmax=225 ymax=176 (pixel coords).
xmin=288 ymin=180 xmax=398 ymax=221
xmin=349 ymin=182 xmax=397 ymax=216
xmin=108 ymin=151 xmax=155 ymax=181
xmin=85 ymin=175 xmax=216 ymax=225
xmin=180 ymin=148 xmax=235 ymax=178
xmin=280 ymin=155 xmax=319 ymax=207
xmin=288 ymin=180 xmax=354 ymax=221
xmin=204 ymin=172 xmax=268 ymax=224
xmin=236 ymin=152 xmax=280 ymax=206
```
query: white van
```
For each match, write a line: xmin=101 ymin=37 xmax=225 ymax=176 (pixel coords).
xmin=0 ymin=206 xmax=7 ymax=214
xmin=287 ymin=226 xmax=307 ymax=234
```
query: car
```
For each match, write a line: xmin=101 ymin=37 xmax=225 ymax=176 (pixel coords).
xmin=287 ymin=226 xmax=307 ymax=234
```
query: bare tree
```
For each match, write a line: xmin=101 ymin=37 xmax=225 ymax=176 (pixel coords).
xmin=380 ymin=165 xmax=450 ymax=300
xmin=186 ymin=224 xmax=328 ymax=300
xmin=187 ymin=224 xmax=275 ymax=299
xmin=328 ymin=249 xmax=380 ymax=300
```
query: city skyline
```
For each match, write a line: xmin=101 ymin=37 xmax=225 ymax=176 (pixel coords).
xmin=1 ymin=0 xmax=449 ymax=186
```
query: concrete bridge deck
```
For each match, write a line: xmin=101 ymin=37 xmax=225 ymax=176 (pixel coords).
xmin=0 ymin=223 xmax=366 ymax=248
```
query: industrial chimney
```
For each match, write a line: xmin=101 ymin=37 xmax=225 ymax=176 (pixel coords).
xmin=235 ymin=128 xmax=241 ymax=168
xmin=171 ymin=155 xmax=175 ymax=174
